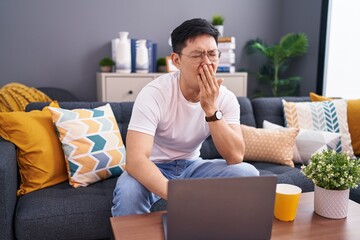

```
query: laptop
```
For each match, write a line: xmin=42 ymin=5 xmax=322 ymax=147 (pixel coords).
xmin=162 ymin=176 xmax=277 ymax=240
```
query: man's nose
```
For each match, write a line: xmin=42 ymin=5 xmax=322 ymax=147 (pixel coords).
xmin=202 ymin=53 xmax=212 ymax=64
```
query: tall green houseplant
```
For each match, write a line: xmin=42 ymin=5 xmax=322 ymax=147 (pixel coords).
xmin=244 ymin=33 xmax=309 ymax=97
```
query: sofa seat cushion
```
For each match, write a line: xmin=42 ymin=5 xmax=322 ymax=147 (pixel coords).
xmin=15 ymin=177 xmax=118 ymax=240
xmin=350 ymin=185 xmax=360 ymax=204
xmin=249 ymin=162 xmax=314 ymax=192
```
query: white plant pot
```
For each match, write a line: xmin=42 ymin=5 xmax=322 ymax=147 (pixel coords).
xmin=314 ymin=185 xmax=349 ymax=219
xmin=100 ymin=66 xmax=112 ymax=73
xmin=214 ymin=25 xmax=224 ymax=36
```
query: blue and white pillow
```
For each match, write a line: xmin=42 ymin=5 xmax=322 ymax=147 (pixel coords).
xmin=282 ymin=99 xmax=354 ymax=158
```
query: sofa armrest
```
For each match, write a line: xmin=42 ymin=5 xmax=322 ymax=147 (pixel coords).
xmin=0 ymin=137 xmax=18 ymax=240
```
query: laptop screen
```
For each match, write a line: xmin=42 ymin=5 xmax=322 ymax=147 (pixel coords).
xmin=163 ymin=176 xmax=277 ymax=240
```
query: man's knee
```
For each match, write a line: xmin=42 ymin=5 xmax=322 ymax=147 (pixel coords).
xmin=113 ymin=172 xmax=146 ymax=198
xmin=227 ymin=162 xmax=259 ymax=177
xmin=112 ymin=172 xmax=151 ymax=217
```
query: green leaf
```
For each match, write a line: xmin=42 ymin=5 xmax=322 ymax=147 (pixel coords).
xmin=280 ymin=33 xmax=309 ymax=58
xmin=242 ymin=32 xmax=309 ymax=97
xmin=244 ymin=39 xmax=270 ymax=56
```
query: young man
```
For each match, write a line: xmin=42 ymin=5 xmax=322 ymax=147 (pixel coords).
xmin=111 ymin=18 xmax=259 ymax=217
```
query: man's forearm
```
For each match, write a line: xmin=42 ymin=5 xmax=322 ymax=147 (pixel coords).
xmin=208 ymin=121 xmax=244 ymax=164
xmin=125 ymin=130 xmax=169 ymax=200
xmin=126 ymin=157 xmax=169 ymax=200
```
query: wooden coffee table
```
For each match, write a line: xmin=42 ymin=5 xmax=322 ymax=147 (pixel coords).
xmin=110 ymin=192 xmax=360 ymax=239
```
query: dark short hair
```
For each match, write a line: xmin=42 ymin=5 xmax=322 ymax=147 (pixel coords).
xmin=171 ymin=18 xmax=219 ymax=53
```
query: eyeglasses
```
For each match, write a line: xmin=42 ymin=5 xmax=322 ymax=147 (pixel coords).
xmin=176 ymin=49 xmax=221 ymax=63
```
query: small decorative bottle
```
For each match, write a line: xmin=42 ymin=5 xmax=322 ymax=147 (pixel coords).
xmin=136 ymin=39 xmax=149 ymax=73
xmin=116 ymin=32 xmax=131 ymax=73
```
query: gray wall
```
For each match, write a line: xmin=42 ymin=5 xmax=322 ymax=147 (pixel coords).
xmin=282 ymin=0 xmax=322 ymax=96
xmin=0 ymin=0 xmax=321 ymax=101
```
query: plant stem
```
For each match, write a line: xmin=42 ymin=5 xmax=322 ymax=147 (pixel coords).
xmin=273 ymin=62 xmax=279 ymax=97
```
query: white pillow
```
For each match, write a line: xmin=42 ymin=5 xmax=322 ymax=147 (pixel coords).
xmin=263 ymin=120 xmax=341 ymax=164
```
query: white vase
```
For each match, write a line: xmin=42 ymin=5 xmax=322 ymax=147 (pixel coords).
xmin=314 ymin=185 xmax=349 ymax=219
xmin=116 ymin=31 xmax=131 ymax=73
xmin=136 ymin=39 xmax=149 ymax=73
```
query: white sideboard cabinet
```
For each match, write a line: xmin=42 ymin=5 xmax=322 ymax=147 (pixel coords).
xmin=96 ymin=72 xmax=247 ymax=102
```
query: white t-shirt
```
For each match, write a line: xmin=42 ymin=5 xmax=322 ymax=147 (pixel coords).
xmin=128 ymin=71 xmax=240 ymax=162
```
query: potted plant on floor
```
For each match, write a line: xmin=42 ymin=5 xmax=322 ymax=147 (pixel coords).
xmin=301 ymin=150 xmax=360 ymax=219
xmin=99 ymin=57 xmax=115 ymax=73
xmin=244 ymin=32 xmax=309 ymax=97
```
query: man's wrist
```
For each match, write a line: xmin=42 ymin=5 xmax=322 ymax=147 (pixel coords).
xmin=205 ymin=110 xmax=223 ymax=122
xmin=204 ymin=107 xmax=218 ymax=117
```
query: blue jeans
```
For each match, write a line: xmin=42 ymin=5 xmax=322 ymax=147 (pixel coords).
xmin=111 ymin=159 xmax=259 ymax=217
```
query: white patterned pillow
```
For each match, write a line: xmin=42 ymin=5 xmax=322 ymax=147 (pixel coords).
xmin=241 ymin=124 xmax=299 ymax=167
xmin=282 ymin=99 xmax=354 ymax=157
xmin=48 ymin=104 xmax=126 ymax=187
xmin=263 ymin=120 xmax=341 ymax=164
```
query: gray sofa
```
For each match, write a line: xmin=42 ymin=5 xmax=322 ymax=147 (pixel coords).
xmin=1 ymin=96 xmax=358 ymax=240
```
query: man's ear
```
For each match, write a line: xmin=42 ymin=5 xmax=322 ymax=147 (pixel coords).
xmin=171 ymin=53 xmax=181 ymax=70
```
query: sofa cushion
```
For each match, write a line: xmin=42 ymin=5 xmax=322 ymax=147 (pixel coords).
xmin=0 ymin=102 xmax=67 ymax=196
xmin=15 ymin=178 xmax=117 ymax=240
xmin=251 ymin=97 xmax=310 ymax=128
xmin=26 ymin=102 xmax=134 ymax=149
xmin=37 ymin=87 xmax=79 ymax=101
xmin=237 ymin=97 xmax=256 ymax=127
xmin=310 ymin=92 xmax=360 ymax=156
xmin=282 ymin=99 xmax=354 ymax=157
xmin=49 ymin=104 xmax=126 ymax=187
xmin=241 ymin=124 xmax=299 ymax=167
xmin=250 ymin=162 xmax=314 ymax=192
xmin=263 ymin=120 xmax=341 ymax=164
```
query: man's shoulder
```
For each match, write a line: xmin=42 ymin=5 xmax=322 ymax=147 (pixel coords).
xmin=144 ymin=71 xmax=179 ymax=95
xmin=135 ymin=71 xmax=179 ymax=105
xmin=149 ymin=71 xmax=179 ymax=86
xmin=219 ymin=85 xmax=236 ymax=99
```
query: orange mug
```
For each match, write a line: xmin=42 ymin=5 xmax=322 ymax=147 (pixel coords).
xmin=274 ymin=184 xmax=302 ymax=221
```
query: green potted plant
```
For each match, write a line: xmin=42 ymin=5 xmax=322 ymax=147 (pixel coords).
xmin=156 ymin=57 xmax=167 ymax=73
xmin=244 ymin=33 xmax=309 ymax=97
xmin=211 ymin=15 xmax=224 ymax=36
xmin=301 ymin=150 xmax=360 ymax=219
xmin=99 ymin=57 xmax=115 ymax=73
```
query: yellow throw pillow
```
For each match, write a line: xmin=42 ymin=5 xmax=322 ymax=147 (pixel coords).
xmin=241 ymin=124 xmax=299 ymax=167
xmin=0 ymin=101 xmax=67 ymax=196
xmin=309 ymin=92 xmax=329 ymax=102
xmin=310 ymin=92 xmax=360 ymax=155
